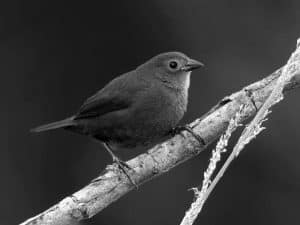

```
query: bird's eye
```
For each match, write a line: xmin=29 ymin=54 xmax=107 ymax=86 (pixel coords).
xmin=169 ymin=61 xmax=178 ymax=70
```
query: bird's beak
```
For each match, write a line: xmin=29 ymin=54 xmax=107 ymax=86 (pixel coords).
xmin=181 ymin=59 xmax=204 ymax=72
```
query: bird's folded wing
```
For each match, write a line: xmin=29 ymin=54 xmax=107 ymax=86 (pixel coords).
xmin=74 ymin=72 xmax=149 ymax=119
xmin=75 ymin=93 xmax=131 ymax=119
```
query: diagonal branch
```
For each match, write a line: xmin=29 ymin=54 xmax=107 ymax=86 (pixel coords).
xmin=180 ymin=39 xmax=300 ymax=225
xmin=20 ymin=63 xmax=300 ymax=224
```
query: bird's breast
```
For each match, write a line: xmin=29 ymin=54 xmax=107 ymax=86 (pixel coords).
xmin=111 ymin=86 xmax=187 ymax=149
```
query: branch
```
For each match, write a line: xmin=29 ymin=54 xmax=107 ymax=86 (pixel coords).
xmin=180 ymin=105 xmax=246 ymax=225
xmin=20 ymin=61 xmax=300 ymax=225
xmin=180 ymin=39 xmax=300 ymax=225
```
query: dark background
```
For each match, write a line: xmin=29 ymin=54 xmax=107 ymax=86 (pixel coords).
xmin=1 ymin=0 xmax=300 ymax=224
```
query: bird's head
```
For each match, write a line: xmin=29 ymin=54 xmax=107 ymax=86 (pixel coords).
xmin=137 ymin=52 xmax=204 ymax=90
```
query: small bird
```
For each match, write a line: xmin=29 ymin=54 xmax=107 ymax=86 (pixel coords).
xmin=31 ymin=52 xmax=204 ymax=184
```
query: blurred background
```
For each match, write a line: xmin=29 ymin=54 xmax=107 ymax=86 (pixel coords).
xmin=1 ymin=0 xmax=300 ymax=224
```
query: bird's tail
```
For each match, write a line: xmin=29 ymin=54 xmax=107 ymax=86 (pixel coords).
xmin=30 ymin=117 xmax=75 ymax=133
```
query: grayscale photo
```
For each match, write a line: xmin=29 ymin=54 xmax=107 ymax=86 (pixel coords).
xmin=1 ymin=1 xmax=300 ymax=225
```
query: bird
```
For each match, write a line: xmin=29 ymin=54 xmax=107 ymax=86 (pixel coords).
xmin=31 ymin=52 xmax=204 ymax=185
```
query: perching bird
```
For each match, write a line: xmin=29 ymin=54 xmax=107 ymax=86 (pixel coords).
xmin=31 ymin=52 xmax=204 ymax=184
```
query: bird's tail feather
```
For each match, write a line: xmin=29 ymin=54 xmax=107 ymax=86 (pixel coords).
xmin=30 ymin=117 xmax=75 ymax=133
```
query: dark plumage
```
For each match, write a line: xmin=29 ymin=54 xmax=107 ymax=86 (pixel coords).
xmin=32 ymin=52 xmax=203 ymax=178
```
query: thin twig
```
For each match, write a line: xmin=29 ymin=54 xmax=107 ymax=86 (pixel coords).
xmin=180 ymin=105 xmax=246 ymax=225
xmin=179 ymin=39 xmax=300 ymax=225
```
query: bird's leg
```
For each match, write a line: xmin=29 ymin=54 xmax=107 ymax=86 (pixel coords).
xmin=103 ymin=143 xmax=138 ymax=188
xmin=170 ymin=125 xmax=206 ymax=146
xmin=103 ymin=143 xmax=131 ymax=169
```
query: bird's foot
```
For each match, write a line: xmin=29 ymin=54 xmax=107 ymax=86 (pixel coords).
xmin=245 ymin=88 xmax=258 ymax=112
xmin=112 ymin=156 xmax=138 ymax=189
xmin=171 ymin=125 xmax=206 ymax=146
xmin=103 ymin=143 xmax=138 ymax=188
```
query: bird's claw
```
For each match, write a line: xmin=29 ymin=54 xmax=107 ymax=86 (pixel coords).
xmin=113 ymin=157 xmax=138 ymax=188
xmin=171 ymin=125 xmax=206 ymax=146
xmin=113 ymin=156 xmax=132 ymax=170
xmin=245 ymin=89 xmax=258 ymax=112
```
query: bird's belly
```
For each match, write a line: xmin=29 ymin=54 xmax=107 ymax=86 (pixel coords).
xmin=107 ymin=110 xmax=179 ymax=151
xmin=94 ymin=108 xmax=181 ymax=151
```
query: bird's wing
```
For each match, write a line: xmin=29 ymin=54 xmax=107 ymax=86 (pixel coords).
xmin=74 ymin=71 xmax=149 ymax=120
xmin=75 ymin=93 xmax=130 ymax=119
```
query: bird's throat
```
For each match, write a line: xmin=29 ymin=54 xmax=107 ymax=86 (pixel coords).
xmin=183 ymin=73 xmax=191 ymax=91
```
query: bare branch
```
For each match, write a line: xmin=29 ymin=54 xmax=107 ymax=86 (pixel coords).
xmin=179 ymin=38 xmax=300 ymax=225
xmin=20 ymin=55 xmax=300 ymax=225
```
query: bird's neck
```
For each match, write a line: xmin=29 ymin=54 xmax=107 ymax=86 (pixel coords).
xmin=154 ymin=72 xmax=190 ymax=90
